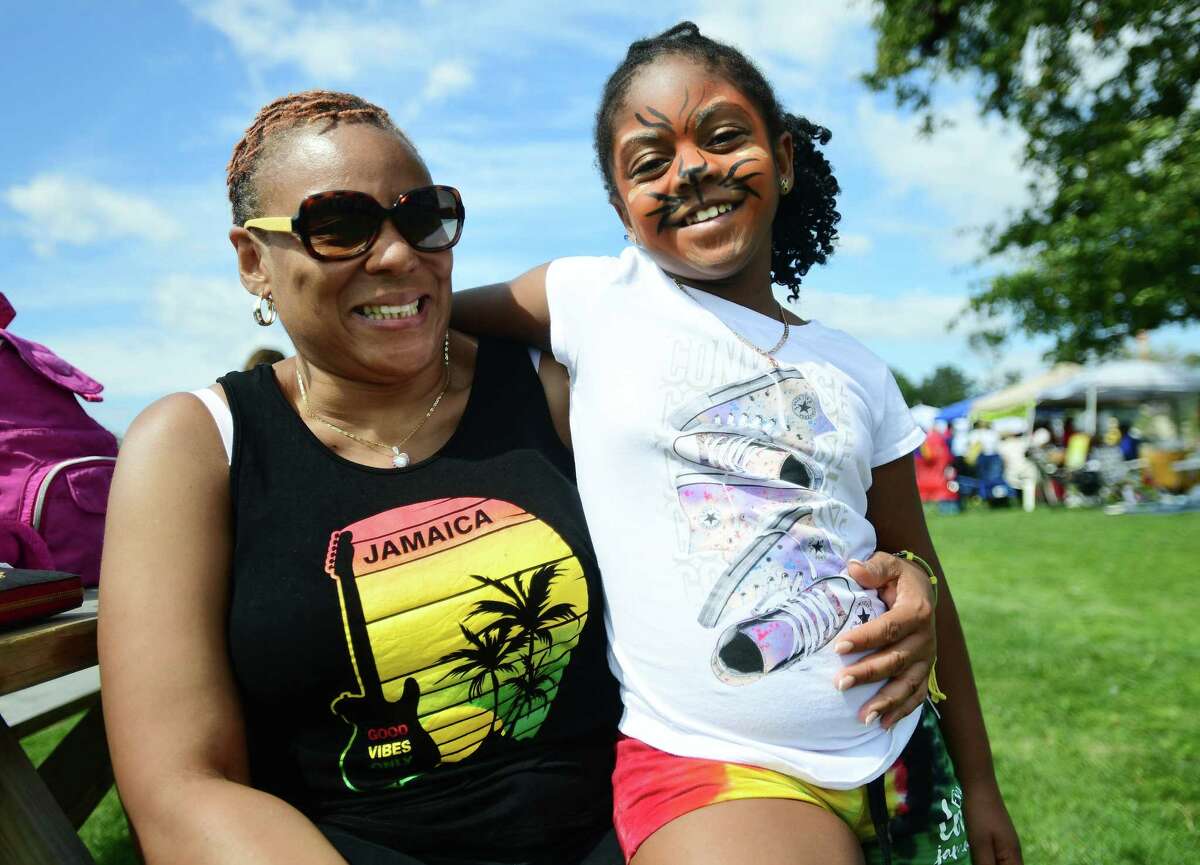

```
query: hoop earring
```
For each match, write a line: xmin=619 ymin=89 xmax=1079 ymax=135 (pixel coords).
xmin=253 ymin=292 xmax=276 ymax=327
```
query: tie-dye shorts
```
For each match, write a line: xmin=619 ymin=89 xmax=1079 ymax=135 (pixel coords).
xmin=612 ymin=708 xmax=970 ymax=864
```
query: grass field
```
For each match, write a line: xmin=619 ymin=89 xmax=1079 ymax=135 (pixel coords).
xmin=20 ymin=507 xmax=1200 ymax=864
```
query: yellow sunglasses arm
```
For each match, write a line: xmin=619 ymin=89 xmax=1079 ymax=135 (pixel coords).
xmin=242 ymin=216 xmax=293 ymax=233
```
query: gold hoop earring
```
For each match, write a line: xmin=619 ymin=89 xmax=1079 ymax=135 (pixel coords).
xmin=253 ymin=292 xmax=276 ymax=327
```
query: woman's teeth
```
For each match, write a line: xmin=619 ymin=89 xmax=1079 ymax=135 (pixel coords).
xmin=684 ymin=202 xmax=736 ymax=227
xmin=358 ymin=301 xmax=420 ymax=320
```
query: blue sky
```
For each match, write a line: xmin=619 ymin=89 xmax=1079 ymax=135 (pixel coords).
xmin=4 ymin=0 xmax=1196 ymax=434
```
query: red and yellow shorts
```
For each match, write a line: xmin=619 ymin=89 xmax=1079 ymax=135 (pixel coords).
xmin=612 ymin=709 xmax=970 ymax=865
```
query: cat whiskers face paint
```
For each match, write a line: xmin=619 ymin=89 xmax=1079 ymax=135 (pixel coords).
xmin=717 ymin=156 xmax=763 ymax=200
xmin=610 ymin=57 xmax=787 ymax=281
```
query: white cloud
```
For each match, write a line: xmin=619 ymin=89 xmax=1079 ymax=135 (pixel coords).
xmin=185 ymin=0 xmax=636 ymax=104
xmin=37 ymin=272 xmax=291 ymax=432
xmin=835 ymin=232 xmax=873 ymax=256
xmin=693 ymin=0 xmax=873 ymax=77
xmin=187 ymin=0 xmax=412 ymax=81
xmin=794 ymin=287 xmax=965 ymax=342
xmin=3 ymin=174 xmax=183 ymax=256
xmin=422 ymin=61 xmax=474 ymax=103
xmin=856 ymin=98 xmax=1032 ymax=226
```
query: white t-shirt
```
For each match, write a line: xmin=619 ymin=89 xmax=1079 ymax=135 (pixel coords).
xmin=546 ymin=246 xmax=926 ymax=789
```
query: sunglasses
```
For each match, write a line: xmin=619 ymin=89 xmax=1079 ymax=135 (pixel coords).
xmin=243 ymin=185 xmax=465 ymax=261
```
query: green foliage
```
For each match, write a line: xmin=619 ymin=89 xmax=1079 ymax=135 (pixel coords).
xmin=866 ymin=1 xmax=1200 ymax=361
xmin=894 ymin=363 xmax=975 ymax=405
xmin=893 ymin=366 xmax=921 ymax=405
xmin=918 ymin=363 xmax=975 ymax=405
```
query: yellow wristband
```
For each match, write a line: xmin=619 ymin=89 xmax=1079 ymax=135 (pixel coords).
xmin=894 ymin=550 xmax=947 ymax=703
xmin=895 ymin=550 xmax=938 ymax=606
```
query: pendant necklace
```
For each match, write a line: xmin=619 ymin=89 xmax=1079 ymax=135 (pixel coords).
xmin=672 ymin=277 xmax=790 ymax=369
xmin=295 ymin=333 xmax=451 ymax=468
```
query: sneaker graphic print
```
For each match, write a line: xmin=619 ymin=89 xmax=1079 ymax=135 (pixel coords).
xmin=668 ymin=368 xmax=873 ymax=685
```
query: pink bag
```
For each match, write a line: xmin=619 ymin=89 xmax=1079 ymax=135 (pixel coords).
xmin=0 ymin=292 xmax=118 ymax=586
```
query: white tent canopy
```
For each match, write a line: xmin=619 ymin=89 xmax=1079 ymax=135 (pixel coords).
xmin=1038 ymin=359 xmax=1200 ymax=436
xmin=970 ymin=363 xmax=1083 ymax=419
xmin=1039 ymin=359 xmax=1200 ymax=404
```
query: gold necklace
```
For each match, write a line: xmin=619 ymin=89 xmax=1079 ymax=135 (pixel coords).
xmin=672 ymin=277 xmax=790 ymax=368
xmin=295 ymin=333 xmax=451 ymax=468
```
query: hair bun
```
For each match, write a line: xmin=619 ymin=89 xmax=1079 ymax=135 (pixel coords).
xmin=657 ymin=21 xmax=701 ymax=41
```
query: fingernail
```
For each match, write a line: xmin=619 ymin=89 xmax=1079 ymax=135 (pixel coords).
xmin=837 ymin=675 xmax=856 ymax=691
xmin=864 ymin=710 xmax=880 ymax=726
xmin=849 ymin=558 xmax=865 ymax=567
xmin=834 ymin=640 xmax=854 ymax=654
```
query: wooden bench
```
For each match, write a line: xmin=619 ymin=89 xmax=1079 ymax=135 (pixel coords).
xmin=0 ymin=595 xmax=112 ymax=864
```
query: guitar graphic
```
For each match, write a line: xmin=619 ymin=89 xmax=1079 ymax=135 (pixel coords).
xmin=328 ymin=530 xmax=441 ymax=791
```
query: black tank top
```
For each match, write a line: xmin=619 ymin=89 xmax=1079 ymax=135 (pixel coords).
xmin=221 ymin=339 xmax=620 ymax=864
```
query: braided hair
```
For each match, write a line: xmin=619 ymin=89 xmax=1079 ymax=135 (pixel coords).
xmin=594 ymin=22 xmax=840 ymax=301
xmin=227 ymin=90 xmax=420 ymax=226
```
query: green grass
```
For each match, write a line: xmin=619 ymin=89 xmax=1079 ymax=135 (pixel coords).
xmin=20 ymin=508 xmax=1199 ymax=864
xmin=928 ymin=507 xmax=1200 ymax=864
xmin=20 ymin=715 xmax=139 ymax=864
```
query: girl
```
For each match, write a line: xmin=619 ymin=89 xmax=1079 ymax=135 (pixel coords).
xmin=455 ymin=22 xmax=1021 ymax=865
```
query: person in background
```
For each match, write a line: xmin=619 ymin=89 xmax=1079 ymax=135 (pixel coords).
xmin=244 ymin=346 xmax=286 ymax=370
xmin=1118 ymin=421 xmax=1142 ymax=461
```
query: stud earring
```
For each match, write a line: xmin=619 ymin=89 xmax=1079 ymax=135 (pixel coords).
xmin=780 ymin=178 xmax=790 ymax=194
xmin=253 ymin=292 xmax=276 ymax=326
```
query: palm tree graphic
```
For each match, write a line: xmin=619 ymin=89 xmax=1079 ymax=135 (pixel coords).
xmin=437 ymin=565 xmax=580 ymax=741
xmin=468 ymin=565 xmax=579 ymax=730
xmin=436 ymin=623 xmax=518 ymax=737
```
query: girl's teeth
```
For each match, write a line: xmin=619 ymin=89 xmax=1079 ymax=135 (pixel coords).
xmin=360 ymin=301 xmax=420 ymax=320
xmin=686 ymin=203 xmax=735 ymax=226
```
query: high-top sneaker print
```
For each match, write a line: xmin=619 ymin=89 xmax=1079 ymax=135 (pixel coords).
xmin=676 ymin=473 xmax=814 ymax=557
xmin=697 ymin=506 xmax=843 ymax=628
xmin=711 ymin=576 xmax=867 ymax=685
xmin=673 ymin=428 xmax=824 ymax=488
xmin=668 ymin=368 xmax=835 ymax=454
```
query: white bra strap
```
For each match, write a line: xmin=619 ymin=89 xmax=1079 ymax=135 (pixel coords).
xmin=189 ymin=388 xmax=233 ymax=465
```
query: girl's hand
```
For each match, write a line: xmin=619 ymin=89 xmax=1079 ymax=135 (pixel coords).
xmin=833 ymin=551 xmax=935 ymax=725
xmin=963 ymin=778 xmax=1023 ymax=865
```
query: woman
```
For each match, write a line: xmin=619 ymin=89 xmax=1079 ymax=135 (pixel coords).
xmin=98 ymin=91 xmax=936 ymax=865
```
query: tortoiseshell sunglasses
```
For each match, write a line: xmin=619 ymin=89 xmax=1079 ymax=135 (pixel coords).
xmin=243 ymin=185 xmax=465 ymax=261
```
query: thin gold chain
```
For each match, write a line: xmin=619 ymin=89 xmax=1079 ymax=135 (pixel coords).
xmin=295 ymin=333 xmax=451 ymax=465
xmin=672 ymin=277 xmax=790 ymax=368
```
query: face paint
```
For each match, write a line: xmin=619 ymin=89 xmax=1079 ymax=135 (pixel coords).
xmin=609 ymin=57 xmax=786 ymax=284
xmin=718 ymin=158 xmax=763 ymax=200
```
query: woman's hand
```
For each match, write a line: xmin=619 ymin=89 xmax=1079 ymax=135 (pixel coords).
xmin=832 ymin=551 xmax=935 ymax=726
xmin=963 ymin=777 xmax=1023 ymax=865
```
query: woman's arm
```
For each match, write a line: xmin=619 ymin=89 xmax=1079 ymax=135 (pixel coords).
xmin=452 ymin=264 xmax=553 ymax=349
xmin=98 ymin=393 xmax=347 ymax=865
xmin=865 ymin=456 xmax=1023 ymax=865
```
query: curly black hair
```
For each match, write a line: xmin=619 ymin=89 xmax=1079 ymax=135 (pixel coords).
xmin=594 ymin=21 xmax=841 ymax=301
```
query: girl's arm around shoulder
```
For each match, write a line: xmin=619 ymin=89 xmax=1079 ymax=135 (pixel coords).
xmin=452 ymin=263 xmax=553 ymax=350
xmin=98 ymin=393 xmax=347 ymax=864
